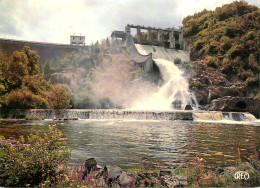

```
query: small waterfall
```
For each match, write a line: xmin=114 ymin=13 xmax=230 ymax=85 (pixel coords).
xmin=193 ymin=112 xmax=257 ymax=122
xmin=23 ymin=109 xmax=193 ymax=120
xmin=11 ymin=109 xmax=258 ymax=122
xmin=131 ymin=59 xmax=198 ymax=110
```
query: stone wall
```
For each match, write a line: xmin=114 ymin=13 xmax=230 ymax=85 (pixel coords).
xmin=0 ymin=38 xmax=88 ymax=64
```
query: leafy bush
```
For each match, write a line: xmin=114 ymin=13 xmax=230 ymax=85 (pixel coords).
xmin=47 ymin=84 xmax=71 ymax=109
xmin=99 ymin=97 xmax=114 ymax=109
xmin=25 ymin=115 xmax=44 ymax=120
xmin=0 ymin=46 xmax=62 ymax=110
xmin=72 ymin=93 xmax=100 ymax=109
xmin=174 ymin=58 xmax=182 ymax=64
xmin=0 ymin=125 xmax=71 ymax=187
xmin=4 ymin=88 xmax=49 ymax=109
xmin=186 ymin=155 xmax=205 ymax=186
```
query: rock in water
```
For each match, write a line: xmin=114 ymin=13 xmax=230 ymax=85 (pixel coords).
xmin=118 ymin=171 xmax=134 ymax=186
xmin=185 ymin=104 xmax=193 ymax=110
xmin=85 ymin=158 xmax=97 ymax=171
xmin=82 ymin=158 xmax=97 ymax=179
xmin=103 ymin=164 xmax=123 ymax=179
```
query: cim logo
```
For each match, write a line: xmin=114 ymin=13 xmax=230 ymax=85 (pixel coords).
xmin=234 ymin=171 xmax=250 ymax=180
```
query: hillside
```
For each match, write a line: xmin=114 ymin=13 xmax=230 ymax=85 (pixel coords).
xmin=182 ymin=1 xmax=260 ymax=108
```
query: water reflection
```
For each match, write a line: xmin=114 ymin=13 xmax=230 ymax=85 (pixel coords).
xmin=0 ymin=120 xmax=259 ymax=170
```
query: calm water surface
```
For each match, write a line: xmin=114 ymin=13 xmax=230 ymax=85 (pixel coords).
xmin=0 ymin=119 xmax=259 ymax=170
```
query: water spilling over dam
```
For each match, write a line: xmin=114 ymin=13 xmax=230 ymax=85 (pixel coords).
xmin=131 ymin=58 xmax=198 ymax=110
xmin=9 ymin=109 xmax=259 ymax=123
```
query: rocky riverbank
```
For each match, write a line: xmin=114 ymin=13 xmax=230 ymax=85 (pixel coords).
xmin=64 ymin=157 xmax=260 ymax=187
xmin=190 ymin=60 xmax=260 ymax=118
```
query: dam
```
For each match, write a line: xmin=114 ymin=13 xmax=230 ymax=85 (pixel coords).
xmin=7 ymin=109 xmax=258 ymax=123
xmin=111 ymin=24 xmax=190 ymax=74
xmin=0 ymin=37 xmax=87 ymax=64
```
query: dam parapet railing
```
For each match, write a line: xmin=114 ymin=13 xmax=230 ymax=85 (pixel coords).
xmin=6 ymin=109 xmax=258 ymax=122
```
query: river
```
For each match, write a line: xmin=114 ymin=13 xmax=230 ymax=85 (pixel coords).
xmin=0 ymin=119 xmax=259 ymax=170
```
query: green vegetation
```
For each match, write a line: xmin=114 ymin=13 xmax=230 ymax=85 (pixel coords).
xmin=43 ymin=40 xmax=112 ymax=109
xmin=183 ymin=1 xmax=260 ymax=97
xmin=174 ymin=58 xmax=182 ymax=64
xmin=0 ymin=46 xmax=70 ymax=111
xmin=0 ymin=39 xmax=141 ymax=112
xmin=25 ymin=115 xmax=44 ymax=120
xmin=44 ymin=39 xmax=142 ymax=109
xmin=0 ymin=125 xmax=71 ymax=187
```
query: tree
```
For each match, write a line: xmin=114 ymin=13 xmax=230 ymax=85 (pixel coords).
xmin=23 ymin=45 xmax=40 ymax=75
xmin=47 ymin=84 xmax=71 ymax=109
xmin=5 ymin=50 xmax=29 ymax=90
xmin=4 ymin=87 xmax=49 ymax=109
xmin=0 ymin=50 xmax=7 ymax=107
xmin=1 ymin=46 xmax=57 ymax=110
xmin=44 ymin=62 xmax=52 ymax=81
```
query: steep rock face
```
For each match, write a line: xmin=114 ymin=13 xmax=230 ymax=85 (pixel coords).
xmin=189 ymin=60 xmax=247 ymax=105
xmin=209 ymin=97 xmax=260 ymax=118
xmin=189 ymin=60 xmax=260 ymax=118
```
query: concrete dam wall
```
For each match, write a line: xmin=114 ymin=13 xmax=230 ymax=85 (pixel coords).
xmin=135 ymin=44 xmax=190 ymax=63
xmin=0 ymin=38 xmax=87 ymax=64
xmin=7 ymin=109 xmax=257 ymax=122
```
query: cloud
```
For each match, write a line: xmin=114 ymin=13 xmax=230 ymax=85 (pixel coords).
xmin=0 ymin=0 xmax=259 ymax=44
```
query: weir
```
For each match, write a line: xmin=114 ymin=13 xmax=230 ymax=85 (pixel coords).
xmin=9 ymin=109 xmax=258 ymax=122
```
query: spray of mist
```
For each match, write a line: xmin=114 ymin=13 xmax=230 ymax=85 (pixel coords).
xmin=92 ymin=51 xmax=197 ymax=110
xmin=91 ymin=51 xmax=159 ymax=108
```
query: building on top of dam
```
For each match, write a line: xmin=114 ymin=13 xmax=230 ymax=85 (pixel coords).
xmin=111 ymin=24 xmax=189 ymax=51
xmin=70 ymin=35 xmax=85 ymax=46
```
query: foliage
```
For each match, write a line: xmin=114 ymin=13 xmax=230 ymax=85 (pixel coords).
xmin=4 ymin=88 xmax=49 ymax=109
xmin=47 ymin=84 xmax=71 ymax=109
xmin=0 ymin=46 xmax=58 ymax=110
xmin=0 ymin=125 xmax=71 ymax=187
xmin=186 ymin=155 xmax=205 ymax=186
xmin=0 ymin=46 xmax=72 ymax=110
xmin=53 ymin=164 xmax=106 ymax=187
xmin=182 ymin=1 xmax=260 ymax=95
xmin=25 ymin=115 xmax=44 ymax=120
xmin=0 ymin=50 xmax=7 ymax=107
xmin=174 ymin=58 xmax=181 ymax=64
xmin=45 ymin=39 xmax=138 ymax=109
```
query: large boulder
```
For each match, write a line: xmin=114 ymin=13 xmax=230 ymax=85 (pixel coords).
xmin=209 ymin=97 xmax=260 ymax=118
xmin=118 ymin=171 xmax=135 ymax=186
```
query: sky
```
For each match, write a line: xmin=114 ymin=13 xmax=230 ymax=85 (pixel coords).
xmin=0 ymin=0 xmax=259 ymax=45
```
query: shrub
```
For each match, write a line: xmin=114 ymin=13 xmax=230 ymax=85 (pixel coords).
xmin=72 ymin=93 xmax=100 ymax=109
xmin=47 ymin=84 xmax=71 ymax=109
xmin=99 ymin=97 xmax=114 ymax=109
xmin=174 ymin=58 xmax=182 ymax=64
xmin=186 ymin=155 xmax=205 ymax=186
xmin=0 ymin=125 xmax=71 ymax=187
xmin=205 ymin=56 xmax=219 ymax=68
xmin=54 ymin=163 xmax=105 ymax=187
xmin=25 ymin=115 xmax=44 ymax=120
xmin=4 ymin=88 xmax=49 ymax=109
